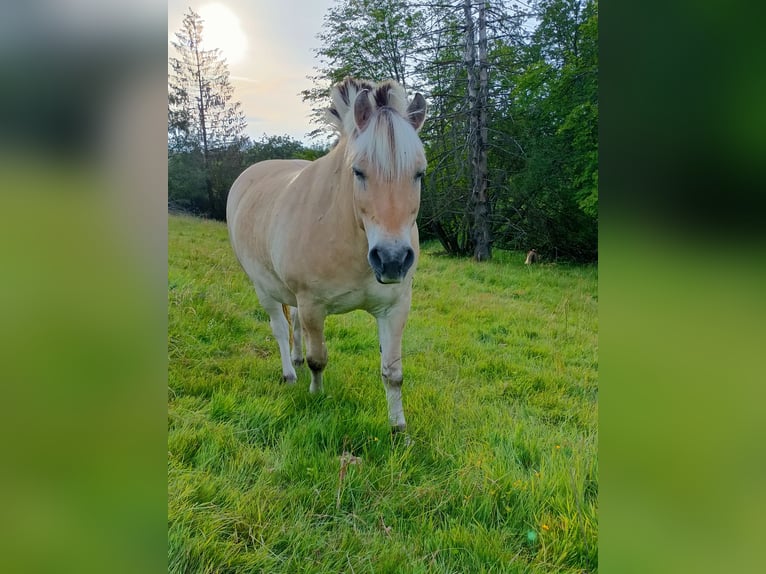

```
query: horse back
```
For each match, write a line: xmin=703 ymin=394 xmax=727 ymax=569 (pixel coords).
xmin=227 ymin=159 xmax=310 ymax=226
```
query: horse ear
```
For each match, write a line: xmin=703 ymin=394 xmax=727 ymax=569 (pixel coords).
xmin=408 ymin=93 xmax=427 ymax=132
xmin=354 ymin=90 xmax=373 ymax=132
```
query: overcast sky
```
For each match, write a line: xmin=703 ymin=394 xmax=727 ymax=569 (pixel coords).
xmin=168 ymin=0 xmax=336 ymax=144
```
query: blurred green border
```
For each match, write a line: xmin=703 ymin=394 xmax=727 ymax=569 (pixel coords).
xmin=601 ymin=1 xmax=766 ymax=571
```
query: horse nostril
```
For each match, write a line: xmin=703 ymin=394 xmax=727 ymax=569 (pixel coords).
xmin=401 ymin=247 xmax=415 ymax=274
xmin=369 ymin=247 xmax=383 ymax=271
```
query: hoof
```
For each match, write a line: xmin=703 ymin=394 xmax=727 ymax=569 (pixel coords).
xmin=391 ymin=427 xmax=412 ymax=446
xmin=309 ymin=382 xmax=324 ymax=394
xmin=292 ymin=357 xmax=305 ymax=368
xmin=282 ymin=374 xmax=297 ymax=385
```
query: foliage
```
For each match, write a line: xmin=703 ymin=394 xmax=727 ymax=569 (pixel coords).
xmin=416 ymin=5 xmax=474 ymax=255
xmin=168 ymin=134 xmax=329 ymax=219
xmin=169 ymin=215 xmax=598 ymax=572
xmin=168 ymin=8 xmax=248 ymax=220
xmin=168 ymin=151 xmax=208 ymax=215
xmin=302 ymin=0 xmax=426 ymax=140
xmin=167 ymin=9 xmax=332 ymax=219
xmin=304 ymin=0 xmax=598 ymax=261
xmin=168 ymin=8 xmax=247 ymax=154
xmin=243 ymin=134 xmax=329 ymax=164
xmin=492 ymin=0 xmax=598 ymax=260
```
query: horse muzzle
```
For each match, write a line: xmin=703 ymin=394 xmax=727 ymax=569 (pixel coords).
xmin=368 ymin=244 xmax=415 ymax=284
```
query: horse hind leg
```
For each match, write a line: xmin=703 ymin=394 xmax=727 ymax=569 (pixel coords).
xmin=290 ymin=306 xmax=304 ymax=368
xmin=257 ymin=293 xmax=298 ymax=384
xmin=297 ymin=300 xmax=327 ymax=394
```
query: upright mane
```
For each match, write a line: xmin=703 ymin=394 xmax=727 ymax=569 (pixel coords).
xmin=326 ymin=77 xmax=426 ymax=181
xmin=227 ymin=77 xmax=427 ymax=434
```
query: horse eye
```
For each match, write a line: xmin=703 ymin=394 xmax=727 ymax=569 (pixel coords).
xmin=353 ymin=167 xmax=366 ymax=181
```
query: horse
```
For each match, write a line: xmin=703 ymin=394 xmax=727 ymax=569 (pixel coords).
xmin=226 ymin=78 xmax=427 ymax=433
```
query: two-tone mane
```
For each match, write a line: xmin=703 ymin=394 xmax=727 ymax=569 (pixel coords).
xmin=326 ymin=78 xmax=427 ymax=181
xmin=227 ymin=78 xmax=427 ymax=433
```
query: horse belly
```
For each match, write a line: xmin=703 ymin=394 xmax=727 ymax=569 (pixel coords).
xmin=241 ymin=257 xmax=298 ymax=307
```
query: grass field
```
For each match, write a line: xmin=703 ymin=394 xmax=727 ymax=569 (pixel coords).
xmin=168 ymin=214 xmax=598 ymax=573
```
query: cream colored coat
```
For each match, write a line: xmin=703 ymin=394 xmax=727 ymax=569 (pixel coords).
xmin=226 ymin=78 xmax=427 ymax=432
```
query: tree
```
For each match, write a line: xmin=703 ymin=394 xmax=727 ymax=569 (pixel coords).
xmin=415 ymin=0 xmax=528 ymax=257
xmin=493 ymin=0 xmax=597 ymax=260
xmin=243 ymin=135 xmax=329 ymax=165
xmin=302 ymin=0 xmax=425 ymax=139
xmin=168 ymin=151 xmax=208 ymax=214
xmin=464 ymin=0 xmax=491 ymax=261
xmin=304 ymin=0 xmax=598 ymax=261
xmin=413 ymin=3 xmax=472 ymax=255
xmin=168 ymin=8 xmax=247 ymax=219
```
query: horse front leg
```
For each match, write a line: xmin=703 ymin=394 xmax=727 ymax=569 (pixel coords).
xmin=297 ymin=300 xmax=327 ymax=394
xmin=376 ymin=296 xmax=412 ymax=433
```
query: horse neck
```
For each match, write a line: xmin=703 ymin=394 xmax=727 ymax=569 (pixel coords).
xmin=323 ymin=137 xmax=348 ymax=172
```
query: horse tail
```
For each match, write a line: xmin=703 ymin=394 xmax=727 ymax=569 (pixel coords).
xmin=282 ymin=304 xmax=294 ymax=351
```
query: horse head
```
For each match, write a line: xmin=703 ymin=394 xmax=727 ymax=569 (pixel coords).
xmin=328 ymin=78 xmax=427 ymax=284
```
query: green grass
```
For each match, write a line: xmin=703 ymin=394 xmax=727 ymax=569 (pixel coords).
xmin=168 ymin=214 xmax=598 ymax=573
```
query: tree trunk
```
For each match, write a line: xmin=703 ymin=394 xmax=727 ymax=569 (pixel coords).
xmin=464 ymin=0 xmax=477 ymax=254
xmin=430 ymin=220 xmax=460 ymax=255
xmin=464 ymin=0 xmax=492 ymax=261
xmin=193 ymin=40 xmax=214 ymax=216
xmin=473 ymin=1 xmax=491 ymax=261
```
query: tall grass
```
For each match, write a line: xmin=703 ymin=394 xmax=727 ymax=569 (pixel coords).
xmin=169 ymin=214 xmax=598 ymax=573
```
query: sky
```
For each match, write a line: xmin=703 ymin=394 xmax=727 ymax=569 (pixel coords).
xmin=168 ymin=0 xmax=336 ymax=145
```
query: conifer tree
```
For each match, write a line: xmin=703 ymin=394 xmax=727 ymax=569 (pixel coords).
xmin=169 ymin=8 xmax=246 ymax=218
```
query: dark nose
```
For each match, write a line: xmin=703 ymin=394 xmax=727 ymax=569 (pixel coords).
xmin=368 ymin=244 xmax=415 ymax=284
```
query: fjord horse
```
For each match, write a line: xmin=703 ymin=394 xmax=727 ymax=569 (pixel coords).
xmin=227 ymin=78 xmax=427 ymax=432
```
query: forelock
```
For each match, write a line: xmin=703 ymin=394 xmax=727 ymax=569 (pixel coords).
xmin=348 ymin=109 xmax=425 ymax=180
xmin=325 ymin=78 xmax=425 ymax=180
